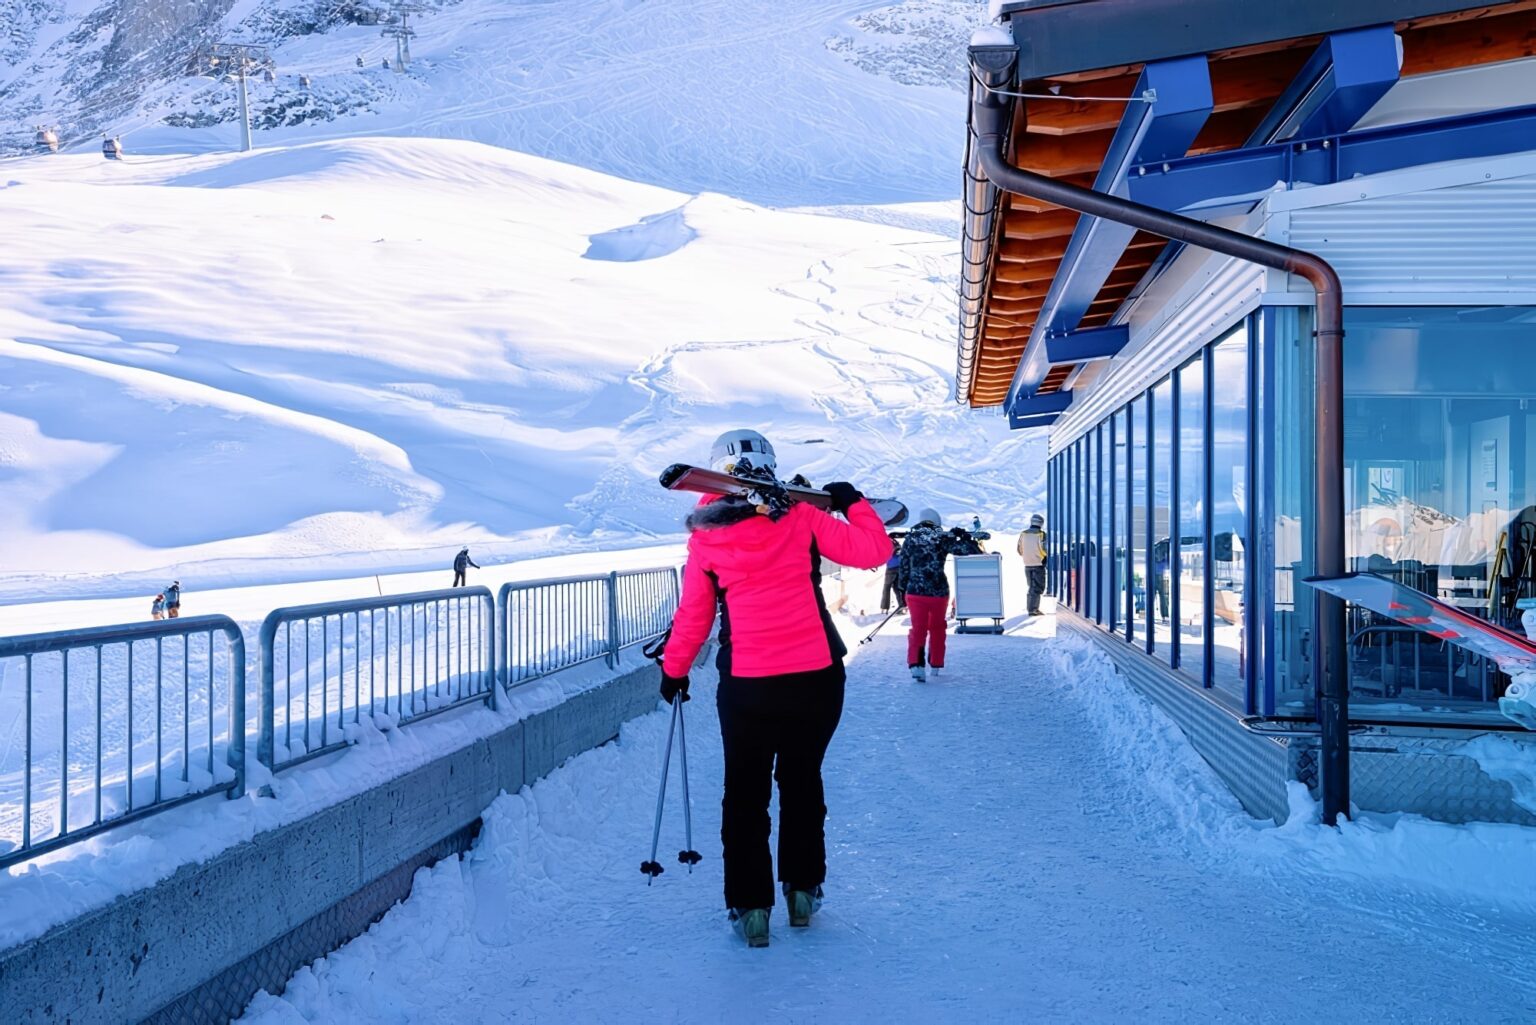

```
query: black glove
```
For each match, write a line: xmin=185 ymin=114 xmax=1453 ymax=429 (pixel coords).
xmin=659 ymin=672 xmax=690 ymax=704
xmin=824 ymin=481 xmax=862 ymax=514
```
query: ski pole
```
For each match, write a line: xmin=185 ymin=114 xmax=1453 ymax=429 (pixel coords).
xmin=641 ymin=697 xmax=680 ymax=883
xmin=859 ymin=607 xmax=902 ymax=645
xmin=676 ymin=698 xmax=701 ymax=871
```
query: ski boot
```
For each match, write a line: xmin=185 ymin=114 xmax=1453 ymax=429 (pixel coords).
xmin=928 ymin=666 xmax=942 ymax=679
xmin=910 ymin=665 xmax=926 ymax=682
xmin=729 ymin=907 xmax=770 ymax=948
xmin=784 ymin=885 xmax=824 ymax=928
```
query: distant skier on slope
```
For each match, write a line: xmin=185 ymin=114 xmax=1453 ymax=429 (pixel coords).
xmin=164 ymin=581 xmax=182 ymax=619
xmin=452 ymin=547 xmax=480 ymax=587
xmin=1017 ymin=513 xmax=1048 ymax=616
xmin=897 ymin=510 xmax=972 ymax=681
xmin=657 ymin=428 xmax=890 ymax=949
xmin=151 ymin=593 xmax=166 ymax=620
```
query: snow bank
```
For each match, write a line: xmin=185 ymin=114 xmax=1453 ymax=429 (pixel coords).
xmin=1046 ymin=630 xmax=1536 ymax=912
xmin=583 ymin=204 xmax=697 ymax=262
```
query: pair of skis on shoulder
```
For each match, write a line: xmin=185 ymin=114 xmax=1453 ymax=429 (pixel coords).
xmin=659 ymin=463 xmax=908 ymax=526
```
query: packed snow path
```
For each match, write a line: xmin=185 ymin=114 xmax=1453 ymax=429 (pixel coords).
xmin=241 ymin=622 xmax=1536 ymax=1023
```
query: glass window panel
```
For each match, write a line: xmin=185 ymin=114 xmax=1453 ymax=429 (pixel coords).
xmin=1114 ymin=408 xmax=1130 ymax=635
xmin=1076 ymin=438 xmax=1086 ymax=614
xmin=1153 ymin=378 xmax=1174 ymax=663
xmin=1099 ymin=421 xmax=1112 ymax=625
xmin=1178 ymin=355 xmax=1207 ymax=683
xmin=1130 ymin=395 xmax=1149 ymax=647
xmin=1048 ymin=456 xmax=1056 ymax=597
xmin=1085 ymin=429 xmax=1098 ymax=620
xmin=1053 ymin=454 xmax=1060 ymax=602
xmin=1211 ymin=329 xmax=1249 ymax=702
xmin=1270 ymin=306 xmax=1536 ymax=724
xmin=1270 ymin=306 xmax=1314 ymax=714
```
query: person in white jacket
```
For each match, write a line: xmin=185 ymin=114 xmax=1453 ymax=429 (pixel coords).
xmin=1017 ymin=514 xmax=1047 ymax=616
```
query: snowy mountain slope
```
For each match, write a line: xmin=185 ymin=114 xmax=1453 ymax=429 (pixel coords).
xmin=0 ymin=138 xmax=1040 ymax=600
xmin=4 ymin=0 xmax=983 ymax=207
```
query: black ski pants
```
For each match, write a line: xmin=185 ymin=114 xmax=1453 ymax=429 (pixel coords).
xmin=1026 ymin=565 xmax=1046 ymax=614
xmin=716 ymin=662 xmax=845 ymax=911
xmin=880 ymin=566 xmax=900 ymax=611
xmin=452 ymin=569 xmax=466 ymax=587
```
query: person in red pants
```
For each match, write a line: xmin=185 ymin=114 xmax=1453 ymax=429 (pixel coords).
xmin=896 ymin=508 xmax=972 ymax=681
xmin=657 ymin=429 xmax=891 ymax=949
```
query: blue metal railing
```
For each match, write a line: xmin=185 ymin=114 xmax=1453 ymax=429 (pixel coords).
xmin=1 ymin=564 xmax=680 ymax=866
xmin=613 ymin=568 xmax=682 ymax=653
xmin=0 ymin=616 xmax=246 ymax=870
xmin=258 ymin=588 xmax=496 ymax=772
xmin=500 ymin=569 xmax=680 ymax=686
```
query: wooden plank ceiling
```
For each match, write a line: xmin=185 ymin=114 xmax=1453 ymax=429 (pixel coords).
xmin=969 ymin=2 xmax=1536 ymax=408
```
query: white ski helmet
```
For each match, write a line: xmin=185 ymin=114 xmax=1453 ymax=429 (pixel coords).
xmin=710 ymin=428 xmax=776 ymax=474
xmin=916 ymin=507 xmax=942 ymax=528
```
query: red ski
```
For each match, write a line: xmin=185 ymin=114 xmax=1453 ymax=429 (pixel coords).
xmin=658 ymin=464 xmax=908 ymax=526
xmin=1303 ymin=573 xmax=1536 ymax=671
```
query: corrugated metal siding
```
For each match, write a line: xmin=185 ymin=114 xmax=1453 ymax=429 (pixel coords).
xmin=1061 ymin=614 xmax=1291 ymax=824
xmin=1286 ymin=173 xmax=1536 ymax=294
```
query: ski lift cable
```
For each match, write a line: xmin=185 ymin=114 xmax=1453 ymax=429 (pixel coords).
xmin=45 ymin=38 xmax=281 ymax=151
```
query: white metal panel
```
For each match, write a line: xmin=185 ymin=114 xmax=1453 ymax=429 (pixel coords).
xmin=953 ymin=554 xmax=1004 ymax=618
xmin=1283 ymin=173 xmax=1536 ymax=296
xmin=1354 ymin=56 xmax=1536 ymax=131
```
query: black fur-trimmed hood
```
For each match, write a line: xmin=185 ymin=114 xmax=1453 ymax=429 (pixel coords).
xmin=685 ymin=495 xmax=762 ymax=532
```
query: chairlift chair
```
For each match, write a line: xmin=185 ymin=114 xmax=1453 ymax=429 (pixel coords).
xmin=102 ymin=137 xmax=122 ymax=160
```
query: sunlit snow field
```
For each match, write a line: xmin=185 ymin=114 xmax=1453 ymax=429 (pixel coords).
xmin=0 ymin=0 xmax=1032 ymax=605
xmin=0 ymin=139 xmax=1037 ymax=602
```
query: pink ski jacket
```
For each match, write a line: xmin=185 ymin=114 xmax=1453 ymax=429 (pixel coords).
xmin=662 ymin=496 xmax=892 ymax=679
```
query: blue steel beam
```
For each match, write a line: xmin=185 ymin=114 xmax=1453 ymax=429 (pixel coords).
xmin=1008 ymin=411 xmax=1061 ymax=431
xmin=1044 ymin=325 xmax=1129 ymax=366
xmin=1011 ymin=390 xmax=1074 ymax=417
xmin=1245 ymin=25 xmax=1400 ymax=145
xmin=1008 ymin=56 xmax=1212 ymax=410
xmin=1127 ymin=104 xmax=1536 ymax=214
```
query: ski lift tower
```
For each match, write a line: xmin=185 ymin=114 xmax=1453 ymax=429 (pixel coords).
xmin=199 ymin=43 xmax=275 ymax=152
xmin=381 ymin=3 xmax=428 ymax=70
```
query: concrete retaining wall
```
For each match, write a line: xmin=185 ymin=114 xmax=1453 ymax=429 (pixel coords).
xmin=0 ymin=662 xmax=662 ymax=1025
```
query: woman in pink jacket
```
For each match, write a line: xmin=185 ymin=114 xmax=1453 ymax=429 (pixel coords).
xmin=659 ymin=429 xmax=891 ymax=948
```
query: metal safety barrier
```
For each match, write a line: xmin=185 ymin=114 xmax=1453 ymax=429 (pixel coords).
xmin=613 ymin=568 xmax=682 ymax=653
xmin=0 ymin=564 xmax=681 ymax=867
xmin=0 ymin=616 xmax=246 ymax=870
xmin=258 ymin=588 xmax=496 ymax=772
xmin=500 ymin=569 xmax=680 ymax=686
